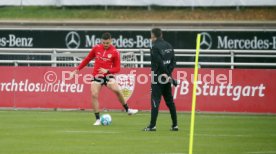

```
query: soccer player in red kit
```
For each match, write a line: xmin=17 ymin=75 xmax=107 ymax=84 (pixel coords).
xmin=70 ymin=32 xmax=138 ymax=125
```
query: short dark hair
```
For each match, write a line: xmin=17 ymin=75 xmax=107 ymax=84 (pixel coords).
xmin=101 ymin=32 xmax=111 ymax=40
xmin=151 ymin=28 xmax=162 ymax=38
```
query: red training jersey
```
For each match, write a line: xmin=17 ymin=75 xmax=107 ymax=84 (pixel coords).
xmin=77 ymin=44 xmax=121 ymax=77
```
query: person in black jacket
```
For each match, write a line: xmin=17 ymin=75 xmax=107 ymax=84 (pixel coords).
xmin=144 ymin=28 xmax=178 ymax=131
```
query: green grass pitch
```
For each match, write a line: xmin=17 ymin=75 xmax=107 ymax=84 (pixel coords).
xmin=0 ymin=110 xmax=276 ymax=154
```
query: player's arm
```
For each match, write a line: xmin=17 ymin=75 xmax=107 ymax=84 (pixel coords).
xmin=167 ymin=48 xmax=176 ymax=76
xmin=151 ymin=46 xmax=168 ymax=75
xmin=76 ymin=47 xmax=96 ymax=71
xmin=70 ymin=47 xmax=96 ymax=79
xmin=108 ymin=51 xmax=121 ymax=74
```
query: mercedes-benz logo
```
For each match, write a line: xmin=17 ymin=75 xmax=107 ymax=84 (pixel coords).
xmin=65 ymin=31 xmax=81 ymax=49
xmin=200 ymin=32 xmax=212 ymax=50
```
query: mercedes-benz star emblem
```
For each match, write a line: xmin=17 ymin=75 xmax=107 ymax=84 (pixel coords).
xmin=65 ymin=31 xmax=81 ymax=49
xmin=200 ymin=32 xmax=212 ymax=50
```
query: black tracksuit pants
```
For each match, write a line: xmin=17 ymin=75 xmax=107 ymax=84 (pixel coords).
xmin=150 ymin=82 xmax=178 ymax=127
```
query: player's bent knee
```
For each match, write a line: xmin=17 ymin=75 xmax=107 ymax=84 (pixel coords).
xmin=91 ymin=92 xmax=99 ymax=99
xmin=164 ymin=97 xmax=174 ymax=104
xmin=113 ymin=89 xmax=121 ymax=95
xmin=166 ymin=101 xmax=175 ymax=108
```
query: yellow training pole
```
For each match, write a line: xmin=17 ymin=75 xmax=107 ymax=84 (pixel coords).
xmin=188 ymin=34 xmax=201 ymax=154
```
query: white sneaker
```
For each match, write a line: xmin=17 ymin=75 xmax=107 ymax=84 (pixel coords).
xmin=93 ymin=119 xmax=101 ymax=126
xmin=128 ymin=109 xmax=138 ymax=115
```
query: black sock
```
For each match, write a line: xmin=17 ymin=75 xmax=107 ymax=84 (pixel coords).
xmin=95 ymin=112 xmax=100 ymax=120
xmin=123 ymin=104 xmax=129 ymax=112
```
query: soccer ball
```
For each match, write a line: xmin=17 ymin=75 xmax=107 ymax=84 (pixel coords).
xmin=100 ymin=114 xmax=112 ymax=126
